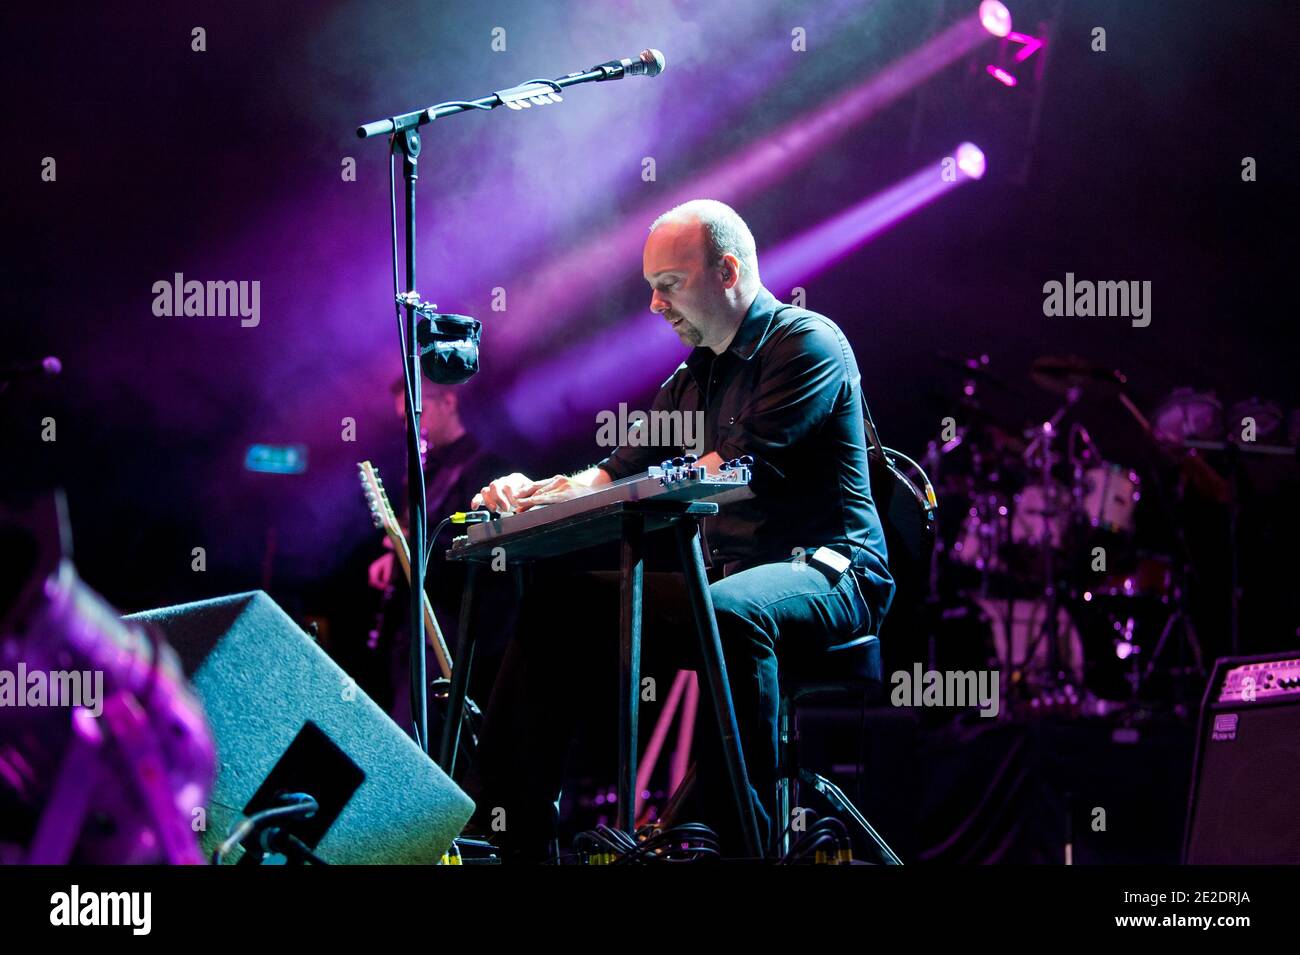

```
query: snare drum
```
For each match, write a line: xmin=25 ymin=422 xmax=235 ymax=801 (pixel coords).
xmin=1010 ymin=481 xmax=1069 ymax=551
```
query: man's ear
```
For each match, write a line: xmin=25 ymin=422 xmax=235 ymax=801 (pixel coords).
xmin=719 ymin=253 xmax=742 ymax=290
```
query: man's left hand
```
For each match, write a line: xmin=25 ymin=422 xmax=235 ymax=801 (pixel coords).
xmin=513 ymin=474 xmax=591 ymax=511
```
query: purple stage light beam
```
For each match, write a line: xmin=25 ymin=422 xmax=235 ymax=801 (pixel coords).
xmin=505 ymin=144 xmax=987 ymax=444
xmin=491 ymin=3 xmax=1010 ymax=367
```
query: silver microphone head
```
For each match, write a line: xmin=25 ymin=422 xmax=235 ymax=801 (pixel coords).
xmin=637 ymin=49 xmax=666 ymax=77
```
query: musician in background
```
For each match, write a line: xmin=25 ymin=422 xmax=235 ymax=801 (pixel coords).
xmin=465 ymin=199 xmax=895 ymax=859
xmin=368 ymin=376 xmax=513 ymax=732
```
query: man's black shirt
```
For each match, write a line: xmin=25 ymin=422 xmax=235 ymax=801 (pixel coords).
xmin=598 ymin=287 xmax=895 ymax=617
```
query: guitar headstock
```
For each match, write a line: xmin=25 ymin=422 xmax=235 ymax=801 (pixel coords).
xmin=357 ymin=460 xmax=403 ymax=545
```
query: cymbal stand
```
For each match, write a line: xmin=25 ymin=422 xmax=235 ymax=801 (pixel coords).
xmin=1017 ymin=389 xmax=1080 ymax=692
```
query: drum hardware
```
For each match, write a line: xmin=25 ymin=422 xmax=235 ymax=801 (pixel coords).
xmin=929 ymin=354 xmax=1024 ymax=598
xmin=926 ymin=352 xmax=1300 ymax=712
xmin=1135 ymin=561 xmax=1206 ymax=700
xmin=1126 ymin=383 xmax=1297 ymax=663
xmin=1110 ymin=612 xmax=1140 ymax=695
xmin=1012 ymin=385 xmax=1084 ymax=693
xmin=1174 ymin=436 xmax=1296 ymax=657
xmin=1113 ymin=389 xmax=1217 ymax=693
xmin=1086 ymin=555 xmax=1173 ymax=600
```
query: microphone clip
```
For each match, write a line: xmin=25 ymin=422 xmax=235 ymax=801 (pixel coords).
xmin=494 ymin=80 xmax=564 ymax=110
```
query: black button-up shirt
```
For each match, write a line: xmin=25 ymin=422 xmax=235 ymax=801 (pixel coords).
xmin=598 ymin=287 xmax=894 ymax=611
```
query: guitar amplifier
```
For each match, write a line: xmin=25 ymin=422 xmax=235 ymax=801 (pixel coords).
xmin=1184 ymin=652 xmax=1300 ymax=864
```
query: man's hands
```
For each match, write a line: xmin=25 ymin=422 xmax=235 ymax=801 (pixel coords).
xmin=367 ymin=537 xmax=396 ymax=590
xmin=473 ymin=472 xmax=599 ymax=513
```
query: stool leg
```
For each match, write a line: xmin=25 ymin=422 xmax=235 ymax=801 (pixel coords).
xmin=777 ymin=693 xmax=792 ymax=858
xmin=799 ymin=768 xmax=904 ymax=865
xmin=674 ymin=518 xmax=762 ymax=859
xmin=784 ymin=693 xmax=904 ymax=865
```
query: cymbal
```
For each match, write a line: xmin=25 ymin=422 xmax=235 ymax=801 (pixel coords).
xmin=1031 ymin=355 xmax=1127 ymax=396
xmin=936 ymin=351 xmax=1010 ymax=390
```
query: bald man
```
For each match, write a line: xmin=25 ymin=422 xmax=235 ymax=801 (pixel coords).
xmin=465 ymin=199 xmax=895 ymax=860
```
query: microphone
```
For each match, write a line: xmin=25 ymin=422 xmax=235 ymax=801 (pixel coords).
xmin=357 ymin=49 xmax=667 ymax=136
xmin=1 ymin=356 xmax=61 ymax=381
xmin=591 ymin=49 xmax=666 ymax=81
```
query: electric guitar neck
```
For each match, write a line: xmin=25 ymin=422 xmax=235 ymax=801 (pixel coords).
xmin=357 ymin=460 xmax=453 ymax=681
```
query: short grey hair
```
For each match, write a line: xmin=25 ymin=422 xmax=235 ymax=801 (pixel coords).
xmin=649 ymin=199 xmax=759 ymax=283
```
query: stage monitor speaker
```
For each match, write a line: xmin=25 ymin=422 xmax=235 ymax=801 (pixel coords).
xmin=1184 ymin=651 xmax=1300 ymax=864
xmin=127 ymin=590 xmax=473 ymax=864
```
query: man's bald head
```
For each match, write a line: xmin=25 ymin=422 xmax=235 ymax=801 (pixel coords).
xmin=643 ymin=199 xmax=762 ymax=353
xmin=649 ymin=199 xmax=760 ymax=288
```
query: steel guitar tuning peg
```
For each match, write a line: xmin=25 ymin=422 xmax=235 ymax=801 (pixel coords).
xmin=682 ymin=453 xmax=698 ymax=464
xmin=672 ymin=457 xmax=685 ymax=467
xmin=737 ymin=455 xmax=754 ymax=467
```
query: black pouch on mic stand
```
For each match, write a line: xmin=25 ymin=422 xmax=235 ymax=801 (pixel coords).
xmin=417 ymin=313 xmax=482 ymax=385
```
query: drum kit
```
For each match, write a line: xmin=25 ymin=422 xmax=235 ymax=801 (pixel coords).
xmin=919 ymin=352 xmax=1292 ymax=714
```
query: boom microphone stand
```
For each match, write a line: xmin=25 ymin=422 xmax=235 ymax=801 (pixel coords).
xmin=354 ymin=49 xmax=665 ymax=759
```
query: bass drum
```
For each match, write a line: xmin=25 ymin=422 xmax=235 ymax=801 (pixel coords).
xmin=970 ymin=596 xmax=1085 ymax=689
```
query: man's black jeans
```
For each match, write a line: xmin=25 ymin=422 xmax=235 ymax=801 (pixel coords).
xmin=463 ymin=556 xmax=886 ymax=860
